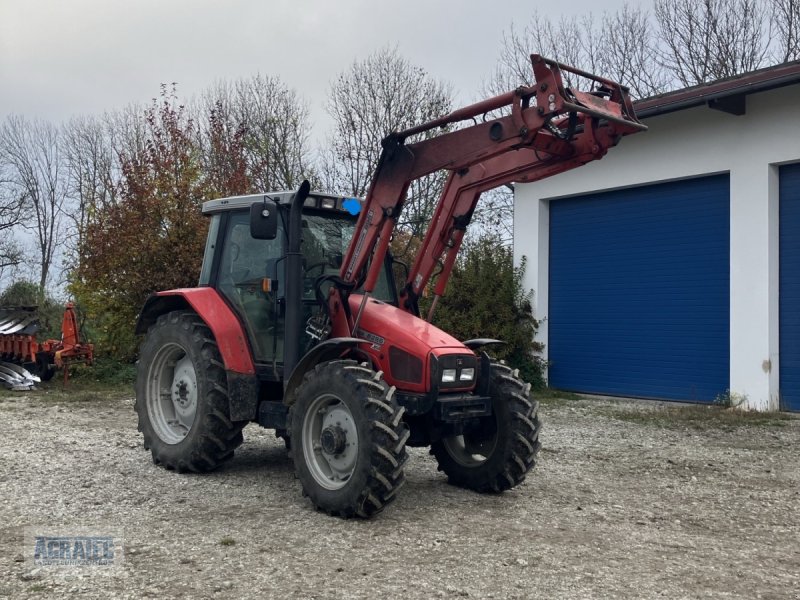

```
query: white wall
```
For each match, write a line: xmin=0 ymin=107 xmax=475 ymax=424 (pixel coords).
xmin=514 ymin=85 xmax=800 ymax=411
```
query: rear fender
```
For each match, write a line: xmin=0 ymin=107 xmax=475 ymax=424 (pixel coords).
xmin=136 ymin=289 xmax=258 ymax=421
xmin=137 ymin=288 xmax=255 ymax=375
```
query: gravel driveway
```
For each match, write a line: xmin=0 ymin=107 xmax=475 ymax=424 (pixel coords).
xmin=0 ymin=389 xmax=798 ymax=599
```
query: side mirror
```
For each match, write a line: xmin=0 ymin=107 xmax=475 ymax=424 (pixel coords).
xmin=250 ymin=198 xmax=278 ymax=240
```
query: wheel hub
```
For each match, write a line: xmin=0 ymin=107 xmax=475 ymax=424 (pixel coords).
xmin=320 ymin=425 xmax=347 ymax=455
xmin=170 ymin=356 xmax=197 ymax=419
xmin=174 ymin=381 xmax=190 ymax=407
xmin=146 ymin=345 xmax=198 ymax=445
xmin=302 ymin=396 xmax=359 ymax=490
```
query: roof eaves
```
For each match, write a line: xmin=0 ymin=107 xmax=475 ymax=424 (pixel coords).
xmin=633 ymin=60 xmax=800 ymax=119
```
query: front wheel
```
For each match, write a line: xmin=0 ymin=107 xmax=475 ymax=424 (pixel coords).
xmin=430 ymin=362 xmax=541 ymax=492
xmin=135 ymin=310 xmax=245 ymax=473
xmin=289 ymin=360 xmax=409 ymax=518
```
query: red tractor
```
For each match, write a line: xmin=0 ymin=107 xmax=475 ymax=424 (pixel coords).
xmin=134 ymin=55 xmax=645 ymax=517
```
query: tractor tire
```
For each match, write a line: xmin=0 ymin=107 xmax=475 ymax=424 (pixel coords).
xmin=135 ymin=310 xmax=245 ymax=473
xmin=430 ymin=362 xmax=541 ymax=493
xmin=289 ymin=360 xmax=409 ymax=518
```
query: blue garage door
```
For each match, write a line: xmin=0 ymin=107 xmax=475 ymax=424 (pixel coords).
xmin=549 ymin=175 xmax=730 ymax=401
xmin=780 ymin=163 xmax=800 ymax=411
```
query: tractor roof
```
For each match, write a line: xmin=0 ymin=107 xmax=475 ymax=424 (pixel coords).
xmin=202 ymin=191 xmax=355 ymax=215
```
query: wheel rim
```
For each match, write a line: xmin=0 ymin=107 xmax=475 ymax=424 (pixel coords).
xmin=301 ymin=393 xmax=358 ymax=490
xmin=146 ymin=343 xmax=198 ymax=445
xmin=443 ymin=416 xmax=499 ymax=467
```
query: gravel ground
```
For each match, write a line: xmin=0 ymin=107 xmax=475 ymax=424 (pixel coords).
xmin=0 ymin=389 xmax=798 ymax=599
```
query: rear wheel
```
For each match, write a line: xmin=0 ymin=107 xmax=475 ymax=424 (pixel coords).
xmin=135 ymin=310 xmax=245 ymax=473
xmin=289 ymin=360 xmax=409 ymax=518
xmin=430 ymin=362 xmax=541 ymax=492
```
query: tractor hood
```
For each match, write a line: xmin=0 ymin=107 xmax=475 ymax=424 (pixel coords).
xmin=348 ymin=295 xmax=467 ymax=354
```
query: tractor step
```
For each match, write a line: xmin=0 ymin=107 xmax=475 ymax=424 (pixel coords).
xmin=257 ymin=400 xmax=289 ymax=429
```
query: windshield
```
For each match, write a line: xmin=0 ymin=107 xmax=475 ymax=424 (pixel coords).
xmin=302 ymin=211 xmax=396 ymax=304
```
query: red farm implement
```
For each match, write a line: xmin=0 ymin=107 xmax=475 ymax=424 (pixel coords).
xmin=0 ymin=303 xmax=93 ymax=389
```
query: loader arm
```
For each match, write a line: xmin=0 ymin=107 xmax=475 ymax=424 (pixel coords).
xmin=400 ymin=124 xmax=615 ymax=317
xmin=331 ymin=54 xmax=645 ymax=336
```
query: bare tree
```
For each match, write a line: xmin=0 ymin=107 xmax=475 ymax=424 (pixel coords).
xmin=321 ymin=46 xmax=453 ymax=244
xmin=772 ymin=0 xmax=800 ymax=61
xmin=62 ymin=114 xmax=120 ymax=268
xmin=487 ymin=6 xmax=667 ymax=99
xmin=0 ymin=116 xmax=67 ymax=298
xmin=198 ymin=75 xmax=314 ymax=192
xmin=487 ymin=17 xmax=581 ymax=95
xmin=654 ymin=0 xmax=770 ymax=86
xmin=601 ymin=5 xmax=669 ymax=97
xmin=105 ymin=104 xmax=149 ymax=175
xmin=0 ymin=158 xmax=27 ymax=279
xmin=0 ymin=209 xmax=24 ymax=285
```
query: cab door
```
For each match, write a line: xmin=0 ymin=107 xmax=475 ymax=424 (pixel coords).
xmin=216 ymin=210 xmax=285 ymax=366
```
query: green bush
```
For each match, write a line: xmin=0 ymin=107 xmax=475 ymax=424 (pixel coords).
xmin=68 ymin=356 xmax=137 ymax=386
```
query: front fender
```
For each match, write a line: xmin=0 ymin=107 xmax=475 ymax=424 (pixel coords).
xmin=462 ymin=338 xmax=506 ymax=351
xmin=283 ymin=338 xmax=366 ymax=406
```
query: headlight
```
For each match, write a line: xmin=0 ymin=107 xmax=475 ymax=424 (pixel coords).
xmin=434 ymin=354 xmax=478 ymax=389
xmin=459 ymin=368 xmax=475 ymax=381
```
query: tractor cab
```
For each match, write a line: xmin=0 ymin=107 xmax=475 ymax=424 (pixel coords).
xmin=199 ymin=192 xmax=397 ymax=378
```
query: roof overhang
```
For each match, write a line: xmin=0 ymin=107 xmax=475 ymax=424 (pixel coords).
xmin=634 ymin=60 xmax=800 ymax=119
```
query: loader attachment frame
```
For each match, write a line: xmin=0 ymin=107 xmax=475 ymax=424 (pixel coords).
xmin=330 ymin=54 xmax=645 ymax=335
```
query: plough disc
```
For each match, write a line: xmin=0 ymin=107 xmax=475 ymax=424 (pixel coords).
xmin=0 ymin=361 xmax=40 ymax=391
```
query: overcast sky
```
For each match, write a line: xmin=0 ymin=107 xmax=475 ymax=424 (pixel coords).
xmin=0 ymin=0 xmax=632 ymax=134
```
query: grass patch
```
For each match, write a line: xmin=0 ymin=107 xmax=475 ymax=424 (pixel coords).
xmin=39 ymin=383 xmax=132 ymax=402
xmin=0 ymin=380 xmax=132 ymax=402
xmin=535 ymin=387 xmax=583 ymax=407
xmin=600 ymin=403 xmax=795 ymax=430
xmin=29 ymin=584 xmax=47 ymax=593
xmin=0 ymin=387 xmax=19 ymax=399
xmin=0 ymin=356 xmax=134 ymax=401
xmin=219 ymin=536 xmax=236 ymax=546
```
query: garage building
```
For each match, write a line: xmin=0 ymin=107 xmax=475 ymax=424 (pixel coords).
xmin=513 ymin=60 xmax=800 ymax=411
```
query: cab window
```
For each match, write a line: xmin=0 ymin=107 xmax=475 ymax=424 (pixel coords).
xmin=217 ymin=211 xmax=284 ymax=363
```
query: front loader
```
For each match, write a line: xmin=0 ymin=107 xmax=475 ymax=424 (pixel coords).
xmin=134 ymin=55 xmax=645 ymax=518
